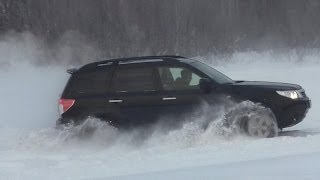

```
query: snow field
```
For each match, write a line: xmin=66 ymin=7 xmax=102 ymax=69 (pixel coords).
xmin=1 ymin=37 xmax=320 ymax=179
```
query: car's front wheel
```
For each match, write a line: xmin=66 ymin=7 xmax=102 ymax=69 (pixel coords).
xmin=225 ymin=102 xmax=279 ymax=138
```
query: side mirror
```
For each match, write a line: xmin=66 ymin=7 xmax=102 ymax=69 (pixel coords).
xmin=199 ymin=78 xmax=212 ymax=93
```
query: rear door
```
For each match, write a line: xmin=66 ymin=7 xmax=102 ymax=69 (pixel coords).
xmin=107 ymin=63 xmax=163 ymax=128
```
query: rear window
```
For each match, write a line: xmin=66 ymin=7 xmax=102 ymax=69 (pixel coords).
xmin=112 ymin=67 xmax=157 ymax=92
xmin=66 ymin=68 xmax=112 ymax=95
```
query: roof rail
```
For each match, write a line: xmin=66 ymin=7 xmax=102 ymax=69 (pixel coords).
xmin=78 ymin=55 xmax=187 ymax=71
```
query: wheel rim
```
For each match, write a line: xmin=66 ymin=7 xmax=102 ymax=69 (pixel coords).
xmin=247 ymin=115 xmax=276 ymax=138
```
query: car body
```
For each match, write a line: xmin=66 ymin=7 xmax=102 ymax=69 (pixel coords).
xmin=57 ymin=55 xmax=311 ymax=136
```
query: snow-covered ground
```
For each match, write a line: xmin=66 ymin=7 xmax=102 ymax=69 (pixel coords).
xmin=0 ymin=38 xmax=320 ymax=179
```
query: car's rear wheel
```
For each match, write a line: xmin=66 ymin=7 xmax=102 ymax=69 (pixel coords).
xmin=226 ymin=102 xmax=279 ymax=138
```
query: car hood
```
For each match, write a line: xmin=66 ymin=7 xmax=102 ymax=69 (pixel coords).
xmin=227 ymin=81 xmax=301 ymax=91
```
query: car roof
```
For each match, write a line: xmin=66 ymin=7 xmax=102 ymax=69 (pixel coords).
xmin=77 ymin=55 xmax=194 ymax=72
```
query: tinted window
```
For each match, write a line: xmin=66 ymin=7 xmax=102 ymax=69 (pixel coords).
xmin=158 ymin=67 xmax=202 ymax=90
xmin=113 ymin=67 xmax=157 ymax=92
xmin=68 ymin=69 xmax=112 ymax=95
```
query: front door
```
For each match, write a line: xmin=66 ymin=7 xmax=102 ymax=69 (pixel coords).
xmin=155 ymin=66 xmax=211 ymax=127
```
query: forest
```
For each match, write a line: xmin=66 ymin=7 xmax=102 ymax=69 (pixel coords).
xmin=1 ymin=0 xmax=320 ymax=58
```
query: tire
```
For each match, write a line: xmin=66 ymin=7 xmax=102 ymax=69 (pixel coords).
xmin=225 ymin=102 xmax=279 ymax=138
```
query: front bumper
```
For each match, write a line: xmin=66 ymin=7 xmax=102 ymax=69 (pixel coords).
xmin=278 ymin=99 xmax=311 ymax=128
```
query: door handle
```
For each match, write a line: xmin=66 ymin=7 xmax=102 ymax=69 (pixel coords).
xmin=162 ymin=97 xmax=177 ymax=101
xmin=109 ymin=99 xmax=123 ymax=103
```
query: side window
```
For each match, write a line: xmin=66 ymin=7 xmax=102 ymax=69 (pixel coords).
xmin=68 ymin=68 xmax=112 ymax=95
xmin=158 ymin=67 xmax=201 ymax=90
xmin=112 ymin=67 xmax=157 ymax=92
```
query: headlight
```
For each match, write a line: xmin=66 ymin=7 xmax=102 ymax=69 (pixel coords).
xmin=276 ymin=90 xmax=303 ymax=99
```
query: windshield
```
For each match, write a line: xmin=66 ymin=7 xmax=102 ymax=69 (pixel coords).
xmin=189 ymin=61 xmax=234 ymax=84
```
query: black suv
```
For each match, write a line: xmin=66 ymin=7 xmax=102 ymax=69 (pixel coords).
xmin=57 ymin=55 xmax=311 ymax=138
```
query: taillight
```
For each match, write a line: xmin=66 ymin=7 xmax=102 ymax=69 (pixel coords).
xmin=58 ymin=99 xmax=75 ymax=115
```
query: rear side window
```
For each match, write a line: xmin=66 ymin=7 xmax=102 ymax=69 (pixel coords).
xmin=67 ymin=68 xmax=112 ymax=95
xmin=112 ymin=67 xmax=157 ymax=92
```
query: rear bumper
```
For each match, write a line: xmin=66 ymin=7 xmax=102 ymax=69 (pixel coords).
xmin=56 ymin=117 xmax=79 ymax=127
xmin=278 ymin=99 xmax=311 ymax=128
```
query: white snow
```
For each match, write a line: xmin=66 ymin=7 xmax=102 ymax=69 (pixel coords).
xmin=0 ymin=38 xmax=320 ymax=180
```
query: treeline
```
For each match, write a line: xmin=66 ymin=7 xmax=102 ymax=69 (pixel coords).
xmin=1 ymin=0 xmax=320 ymax=58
